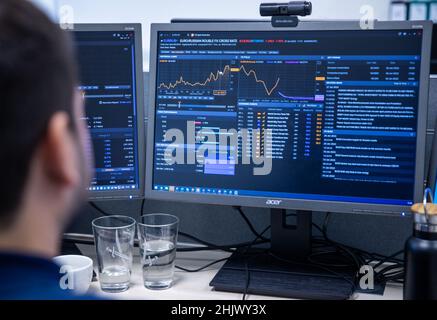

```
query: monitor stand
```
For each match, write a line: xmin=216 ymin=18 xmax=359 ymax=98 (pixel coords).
xmin=209 ymin=209 xmax=356 ymax=300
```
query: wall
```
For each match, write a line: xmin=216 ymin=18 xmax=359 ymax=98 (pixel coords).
xmin=33 ymin=0 xmax=429 ymax=256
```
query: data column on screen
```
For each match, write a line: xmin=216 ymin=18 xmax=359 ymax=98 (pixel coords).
xmin=321 ymin=55 xmax=419 ymax=186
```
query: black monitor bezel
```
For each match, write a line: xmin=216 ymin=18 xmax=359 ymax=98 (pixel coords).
xmin=71 ymin=24 xmax=145 ymax=201
xmin=145 ymin=20 xmax=432 ymax=215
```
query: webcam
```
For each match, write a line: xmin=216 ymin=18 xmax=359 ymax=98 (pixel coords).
xmin=260 ymin=1 xmax=312 ymax=27
xmin=260 ymin=1 xmax=312 ymax=17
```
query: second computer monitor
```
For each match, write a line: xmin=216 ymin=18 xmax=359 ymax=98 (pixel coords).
xmin=72 ymin=24 xmax=145 ymax=200
xmin=146 ymin=21 xmax=432 ymax=214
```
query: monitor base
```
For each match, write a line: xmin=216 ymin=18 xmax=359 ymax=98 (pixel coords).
xmin=209 ymin=249 xmax=356 ymax=300
xmin=210 ymin=209 xmax=356 ymax=299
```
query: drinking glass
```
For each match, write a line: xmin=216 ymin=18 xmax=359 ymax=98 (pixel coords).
xmin=138 ymin=214 xmax=179 ymax=290
xmin=92 ymin=215 xmax=136 ymax=293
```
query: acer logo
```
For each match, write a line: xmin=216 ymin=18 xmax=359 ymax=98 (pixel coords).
xmin=266 ymin=199 xmax=282 ymax=206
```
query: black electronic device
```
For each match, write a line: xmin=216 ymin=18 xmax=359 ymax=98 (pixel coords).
xmin=71 ymin=24 xmax=146 ymax=201
xmin=146 ymin=19 xmax=432 ymax=299
xmin=260 ymin=1 xmax=312 ymax=27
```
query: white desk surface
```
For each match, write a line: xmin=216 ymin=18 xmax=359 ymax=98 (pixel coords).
xmin=78 ymin=244 xmax=403 ymax=300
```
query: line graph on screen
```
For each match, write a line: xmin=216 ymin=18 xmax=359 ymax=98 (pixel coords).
xmin=157 ymin=60 xmax=317 ymax=100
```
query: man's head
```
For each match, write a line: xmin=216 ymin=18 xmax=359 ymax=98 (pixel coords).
xmin=0 ymin=0 xmax=91 ymax=246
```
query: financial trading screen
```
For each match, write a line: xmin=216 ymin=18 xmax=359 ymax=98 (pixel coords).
xmin=74 ymin=31 xmax=140 ymax=192
xmin=152 ymin=29 xmax=423 ymax=205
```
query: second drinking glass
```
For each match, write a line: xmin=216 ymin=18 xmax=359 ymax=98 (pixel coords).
xmin=138 ymin=214 xmax=179 ymax=290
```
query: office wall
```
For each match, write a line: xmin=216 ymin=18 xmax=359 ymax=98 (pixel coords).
xmin=54 ymin=0 xmax=392 ymax=70
xmin=56 ymin=0 xmax=429 ymax=256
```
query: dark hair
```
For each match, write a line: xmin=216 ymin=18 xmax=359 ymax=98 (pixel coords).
xmin=0 ymin=0 xmax=78 ymax=227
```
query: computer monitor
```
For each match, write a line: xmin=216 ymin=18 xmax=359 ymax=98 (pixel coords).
xmin=146 ymin=20 xmax=432 ymax=216
xmin=72 ymin=24 xmax=145 ymax=200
